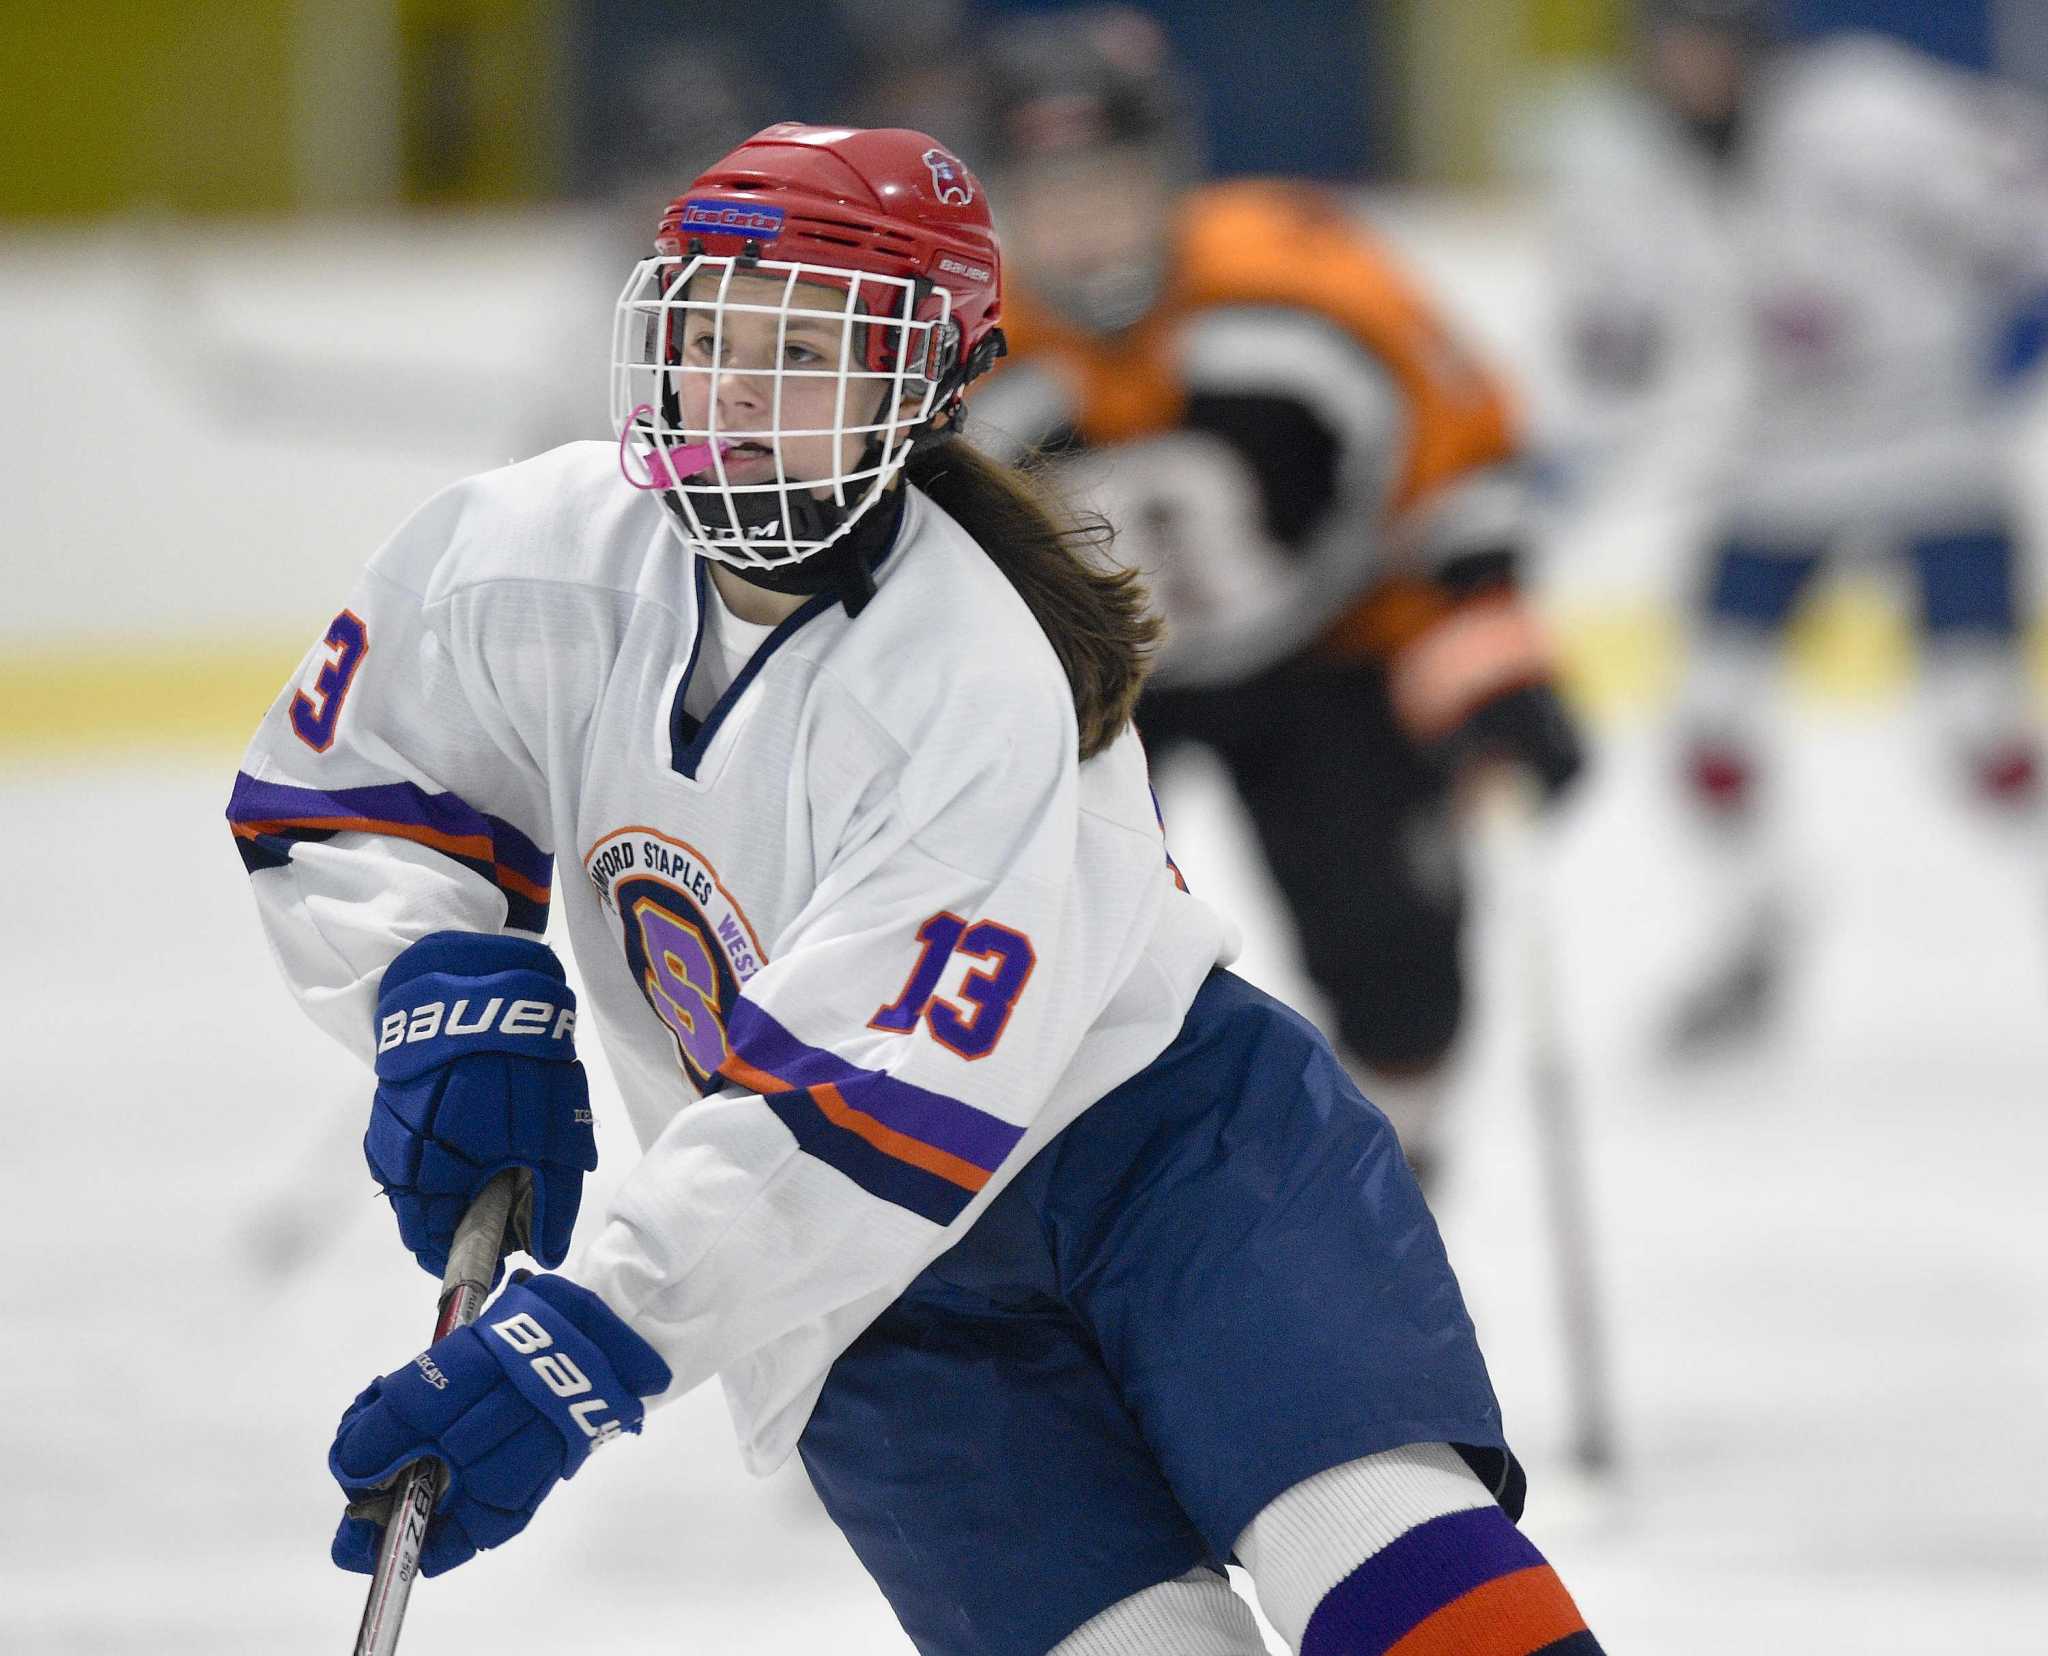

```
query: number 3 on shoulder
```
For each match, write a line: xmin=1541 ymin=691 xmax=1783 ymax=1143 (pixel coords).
xmin=290 ymin=609 xmax=369 ymax=753
xmin=870 ymin=911 xmax=1036 ymax=1060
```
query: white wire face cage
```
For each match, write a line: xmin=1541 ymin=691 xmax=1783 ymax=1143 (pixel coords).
xmin=612 ymin=253 xmax=954 ymax=569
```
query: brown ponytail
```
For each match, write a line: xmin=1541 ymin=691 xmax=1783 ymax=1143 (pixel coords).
xmin=904 ymin=438 xmax=1161 ymax=761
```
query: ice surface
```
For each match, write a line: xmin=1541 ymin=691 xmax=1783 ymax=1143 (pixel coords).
xmin=3 ymin=193 xmax=2044 ymax=1653
xmin=3 ymin=695 xmax=2043 ymax=1652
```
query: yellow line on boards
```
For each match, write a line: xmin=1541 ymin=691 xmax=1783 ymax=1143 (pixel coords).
xmin=0 ymin=642 xmax=300 ymax=756
xmin=3 ymin=595 xmax=2044 ymax=756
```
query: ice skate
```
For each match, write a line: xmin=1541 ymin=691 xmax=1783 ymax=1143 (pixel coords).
xmin=1661 ymin=895 xmax=1788 ymax=1060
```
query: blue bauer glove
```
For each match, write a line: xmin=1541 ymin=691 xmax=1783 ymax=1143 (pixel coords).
xmin=370 ymin=932 xmax=598 ymax=1277
xmin=330 ymin=1273 xmax=672 ymax=1576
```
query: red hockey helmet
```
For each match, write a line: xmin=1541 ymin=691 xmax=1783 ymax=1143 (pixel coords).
xmin=613 ymin=125 xmax=1008 ymax=570
xmin=656 ymin=123 xmax=1004 ymax=390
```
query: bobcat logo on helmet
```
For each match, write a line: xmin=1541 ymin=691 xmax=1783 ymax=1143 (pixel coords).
xmin=922 ymin=148 xmax=974 ymax=207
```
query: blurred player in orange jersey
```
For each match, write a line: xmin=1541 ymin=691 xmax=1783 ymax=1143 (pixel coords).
xmin=963 ymin=7 xmax=1584 ymax=1183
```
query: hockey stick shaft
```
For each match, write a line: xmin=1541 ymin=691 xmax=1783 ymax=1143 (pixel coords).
xmin=1514 ymin=799 xmax=1617 ymax=1473
xmin=1529 ymin=962 xmax=1616 ymax=1471
xmin=350 ymin=1168 xmax=524 ymax=1656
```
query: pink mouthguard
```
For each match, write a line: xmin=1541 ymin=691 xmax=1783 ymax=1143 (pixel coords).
xmin=619 ymin=406 xmax=739 ymax=491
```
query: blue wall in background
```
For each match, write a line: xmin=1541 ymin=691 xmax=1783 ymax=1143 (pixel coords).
xmin=561 ymin=0 xmax=2021 ymax=199
xmin=1787 ymin=0 xmax=1992 ymax=68
xmin=569 ymin=0 xmax=1395 ymax=193
xmin=971 ymin=0 xmax=1390 ymax=180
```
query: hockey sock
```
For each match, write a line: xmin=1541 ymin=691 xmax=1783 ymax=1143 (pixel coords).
xmin=1677 ymin=617 xmax=1775 ymax=821
xmin=1236 ymin=1443 xmax=1602 ymax=1656
xmin=1923 ymin=638 xmax=2040 ymax=808
xmin=1048 ymin=1566 xmax=1266 ymax=1656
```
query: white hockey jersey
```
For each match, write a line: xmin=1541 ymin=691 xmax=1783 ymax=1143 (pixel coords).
xmin=228 ymin=441 xmax=1233 ymax=1471
xmin=1537 ymin=34 xmax=2048 ymax=540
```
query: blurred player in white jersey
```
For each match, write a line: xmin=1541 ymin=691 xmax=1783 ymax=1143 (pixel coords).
xmin=1544 ymin=0 xmax=2048 ymax=1050
xmin=228 ymin=124 xmax=1603 ymax=1653
xmin=965 ymin=8 xmax=1585 ymax=1182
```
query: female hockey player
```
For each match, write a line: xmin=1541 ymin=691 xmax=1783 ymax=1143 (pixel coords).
xmin=962 ymin=8 xmax=1584 ymax=1180
xmin=228 ymin=123 xmax=1604 ymax=1656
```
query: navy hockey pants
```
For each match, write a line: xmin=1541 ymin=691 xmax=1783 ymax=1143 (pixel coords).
xmin=798 ymin=969 xmax=1516 ymax=1656
xmin=1705 ymin=523 xmax=2027 ymax=639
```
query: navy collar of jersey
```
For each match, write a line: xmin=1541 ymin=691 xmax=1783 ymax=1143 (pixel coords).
xmin=668 ymin=492 xmax=912 ymax=777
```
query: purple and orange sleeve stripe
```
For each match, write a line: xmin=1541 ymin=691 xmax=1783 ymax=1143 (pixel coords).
xmin=716 ymin=1002 xmax=1026 ymax=1227
xmin=1148 ymin=784 xmax=1190 ymax=892
xmin=226 ymin=773 xmax=552 ymax=932
xmin=1303 ymin=1507 xmax=1600 ymax=1656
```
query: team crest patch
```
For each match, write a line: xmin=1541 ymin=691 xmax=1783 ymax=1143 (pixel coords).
xmin=584 ymin=827 xmax=766 ymax=1091
xmin=922 ymin=148 xmax=974 ymax=206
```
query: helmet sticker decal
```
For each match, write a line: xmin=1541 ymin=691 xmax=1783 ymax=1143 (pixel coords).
xmin=676 ymin=199 xmax=787 ymax=240
xmin=922 ymin=149 xmax=973 ymax=207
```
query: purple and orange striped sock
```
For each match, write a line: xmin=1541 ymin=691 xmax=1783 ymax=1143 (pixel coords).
xmin=1300 ymin=1503 xmax=1600 ymax=1656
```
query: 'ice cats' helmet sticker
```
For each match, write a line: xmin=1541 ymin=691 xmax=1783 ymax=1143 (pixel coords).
xmin=675 ymin=198 xmax=787 ymax=241
xmin=585 ymin=827 xmax=767 ymax=1091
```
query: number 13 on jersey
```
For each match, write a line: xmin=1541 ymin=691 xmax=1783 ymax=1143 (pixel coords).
xmin=870 ymin=911 xmax=1036 ymax=1060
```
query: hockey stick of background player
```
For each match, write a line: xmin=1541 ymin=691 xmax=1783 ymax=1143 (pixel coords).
xmin=1474 ymin=778 xmax=1618 ymax=1476
xmin=351 ymin=1167 xmax=524 ymax=1656
xmin=1513 ymin=791 xmax=1618 ymax=1475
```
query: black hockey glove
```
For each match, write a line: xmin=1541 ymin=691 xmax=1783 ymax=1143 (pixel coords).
xmin=1385 ymin=589 xmax=1586 ymax=806
xmin=1434 ymin=679 xmax=1585 ymax=803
